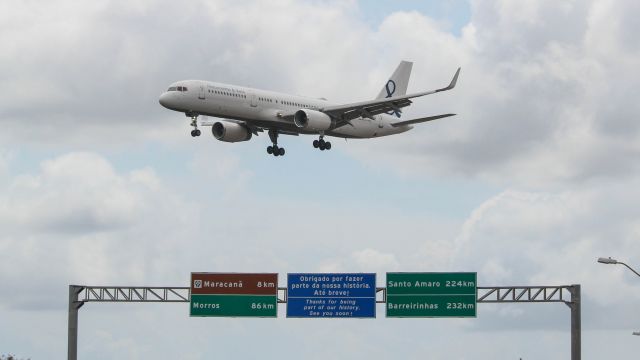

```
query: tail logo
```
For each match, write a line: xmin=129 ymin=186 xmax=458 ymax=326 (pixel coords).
xmin=384 ymin=80 xmax=401 ymax=118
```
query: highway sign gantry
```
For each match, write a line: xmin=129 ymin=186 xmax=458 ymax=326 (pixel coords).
xmin=386 ymin=272 xmax=477 ymax=318
xmin=287 ymin=273 xmax=376 ymax=318
xmin=190 ymin=273 xmax=277 ymax=317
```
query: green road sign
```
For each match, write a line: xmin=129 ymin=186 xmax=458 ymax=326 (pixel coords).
xmin=386 ymin=272 xmax=477 ymax=318
xmin=190 ymin=273 xmax=278 ymax=317
xmin=190 ymin=294 xmax=277 ymax=317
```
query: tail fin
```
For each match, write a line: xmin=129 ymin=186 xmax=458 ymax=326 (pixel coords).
xmin=376 ymin=60 xmax=413 ymax=117
xmin=376 ymin=60 xmax=413 ymax=99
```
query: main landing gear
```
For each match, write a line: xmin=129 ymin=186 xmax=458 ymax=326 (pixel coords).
xmin=267 ymin=129 xmax=285 ymax=157
xmin=188 ymin=114 xmax=201 ymax=137
xmin=312 ymin=135 xmax=331 ymax=151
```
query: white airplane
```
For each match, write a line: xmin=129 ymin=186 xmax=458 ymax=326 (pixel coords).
xmin=159 ymin=61 xmax=459 ymax=156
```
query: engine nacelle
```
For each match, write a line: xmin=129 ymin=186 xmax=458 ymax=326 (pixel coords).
xmin=211 ymin=121 xmax=252 ymax=142
xmin=293 ymin=109 xmax=333 ymax=131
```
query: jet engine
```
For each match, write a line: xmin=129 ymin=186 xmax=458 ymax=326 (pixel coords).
xmin=293 ymin=109 xmax=333 ymax=131
xmin=211 ymin=121 xmax=252 ymax=142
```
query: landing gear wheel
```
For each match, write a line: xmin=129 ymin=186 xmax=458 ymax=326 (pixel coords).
xmin=268 ymin=129 xmax=285 ymax=157
xmin=188 ymin=114 xmax=200 ymax=138
xmin=325 ymin=141 xmax=331 ymax=150
xmin=313 ymin=140 xmax=319 ymax=148
xmin=319 ymin=142 xmax=326 ymax=151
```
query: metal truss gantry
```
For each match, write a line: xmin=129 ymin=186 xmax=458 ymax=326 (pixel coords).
xmin=477 ymin=285 xmax=581 ymax=360
xmin=69 ymin=284 xmax=581 ymax=360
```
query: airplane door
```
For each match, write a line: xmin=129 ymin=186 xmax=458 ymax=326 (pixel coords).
xmin=199 ymin=84 xmax=205 ymax=100
xmin=250 ymin=93 xmax=257 ymax=107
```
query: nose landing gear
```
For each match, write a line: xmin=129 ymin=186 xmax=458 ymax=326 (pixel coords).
xmin=188 ymin=114 xmax=201 ymax=137
xmin=312 ymin=136 xmax=331 ymax=151
xmin=267 ymin=129 xmax=285 ymax=157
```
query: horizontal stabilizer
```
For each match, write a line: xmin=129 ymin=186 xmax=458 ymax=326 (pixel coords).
xmin=391 ymin=113 xmax=455 ymax=127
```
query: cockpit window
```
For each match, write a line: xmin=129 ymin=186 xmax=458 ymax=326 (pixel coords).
xmin=168 ymin=86 xmax=177 ymax=91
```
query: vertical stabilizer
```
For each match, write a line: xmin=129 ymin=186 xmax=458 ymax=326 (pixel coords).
xmin=376 ymin=60 xmax=413 ymax=100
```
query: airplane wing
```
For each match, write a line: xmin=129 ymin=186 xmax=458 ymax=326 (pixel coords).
xmin=278 ymin=67 xmax=460 ymax=126
xmin=391 ymin=113 xmax=456 ymax=127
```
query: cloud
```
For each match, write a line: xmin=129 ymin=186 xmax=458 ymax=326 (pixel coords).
xmin=318 ymin=248 xmax=400 ymax=275
xmin=3 ymin=0 xmax=638 ymax=188
xmin=449 ymin=181 xmax=640 ymax=329
xmin=0 ymin=149 xmax=11 ymax=178
xmin=1 ymin=152 xmax=149 ymax=234
xmin=0 ymin=152 xmax=198 ymax=310
xmin=1 ymin=1 xmax=640 ymax=359
xmin=345 ymin=0 xmax=640 ymax=187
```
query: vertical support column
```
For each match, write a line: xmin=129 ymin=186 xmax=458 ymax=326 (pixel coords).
xmin=68 ymin=285 xmax=84 ymax=360
xmin=569 ymin=284 xmax=581 ymax=360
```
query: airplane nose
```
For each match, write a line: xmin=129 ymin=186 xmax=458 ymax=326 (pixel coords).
xmin=159 ymin=92 xmax=170 ymax=108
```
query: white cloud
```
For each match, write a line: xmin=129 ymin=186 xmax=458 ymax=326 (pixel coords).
xmin=0 ymin=152 xmax=198 ymax=310
xmin=0 ymin=149 xmax=11 ymax=178
xmin=345 ymin=0 xmax=640 ymax=187
xmin=1 ymin=152 xmax=146 ymax=234
xmin=352 ymin=248 xmax=399 ymax=271
xmin=449 ymin=182 xmax=640 ymax=329
xmin=1 ymin=1 xmax=640 ymax=359
xmin=2 ymin=0 xmax=638 ymax=189
xmin=318 ymin=248 xmax=400 ymax=274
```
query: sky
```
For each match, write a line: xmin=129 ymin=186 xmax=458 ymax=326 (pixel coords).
xmin=1 ymin=0 xmax=640 ymax=358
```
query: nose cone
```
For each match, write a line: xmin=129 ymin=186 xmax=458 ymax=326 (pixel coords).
xmin=159 ymin=92 xmax=170 ymax=108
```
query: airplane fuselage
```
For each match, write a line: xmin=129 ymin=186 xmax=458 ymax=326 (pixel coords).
xmin=159 ymin=80 xmax=411 ymax=139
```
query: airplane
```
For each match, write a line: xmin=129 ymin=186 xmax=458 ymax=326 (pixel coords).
xmin=159 ymin=61 xmax=460 ymax=157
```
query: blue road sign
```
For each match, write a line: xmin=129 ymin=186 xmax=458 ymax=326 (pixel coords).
xmin=287 ymin=273 xmax=376 ymax=318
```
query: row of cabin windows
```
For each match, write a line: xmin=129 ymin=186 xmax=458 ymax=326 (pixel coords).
xmin=283 ymin=100 xmax=315 ymax=109
xmin=205 ymin=90 xmax=317 ymax=109
xmin=167 ymin=86 xmax=316 ymax=109
xmin=208 ymin=89 xmax=247 ymax=98
xmin=258 ymin=96 xmax=314 ymax=109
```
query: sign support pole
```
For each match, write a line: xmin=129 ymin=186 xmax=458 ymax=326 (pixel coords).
xmin=68 ymin=285 xmax=84 ymax=360
xmin=567 ymin=284 xmax=581 ymax=360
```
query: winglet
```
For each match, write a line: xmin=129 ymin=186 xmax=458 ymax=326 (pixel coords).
xmin=436 ymin=67 xmax=461 ymax=92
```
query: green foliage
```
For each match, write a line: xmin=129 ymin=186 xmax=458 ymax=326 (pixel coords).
xmin=1 ymin=355 xmax=31 ymax=360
